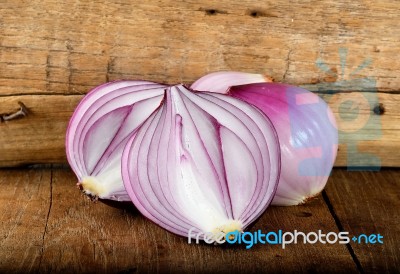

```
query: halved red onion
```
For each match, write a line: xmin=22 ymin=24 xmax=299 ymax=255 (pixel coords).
xmin=192 ymin=72 xmax=338 ymax=206
xmin=122 ymin=84 xmax=280 ymax=238
xmin=66 ymin=80 xmax=166 ymax=201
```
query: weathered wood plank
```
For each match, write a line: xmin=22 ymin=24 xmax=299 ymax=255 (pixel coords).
xmin=2 ymin=168 xmax=399 ymax=272
xmin=36 ymin=169 xmax=356 ymax=273
xmin=319 ymin=91 xmax=400 ymax=168
xmin=0 ymin=169 xmax=51 ymax=273
xmin=0 ymin=95 xmax=80 ymax=167
xmin=0 ymin=0 xmax=399 ymax=96
xmin=324 ymin=169 xmax=400 ymax=273
xmin=1 ymin=0 xmax=399 ymax=167
xmin=0 ymin=91 xmax=398 ymax=167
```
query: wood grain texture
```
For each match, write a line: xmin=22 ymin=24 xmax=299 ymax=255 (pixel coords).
xmin=319 ymin=92 xmax=400 ymax=168
xmin=0 ymin=0 xmax=399 ymax=167
xmin=0 ymin=95 xmax=81 ymax=167
xmin=0 ymin=0 xmax=399 ymax=95
xmin=1 ymin=91 xmax=398 ymax=167
xmin=324 ymin=169 xmax=400 ymax=273
xmin=0 ymin=169 xmax=51 ymax=272
xmin=0 ymin=168 xmax=358 ymax=273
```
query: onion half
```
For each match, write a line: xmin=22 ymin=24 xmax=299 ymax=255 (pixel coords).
xmin=66 ymin=80 xmax=166 ymax=201
xmin=122 ymin=85 xmax=280 ymax=238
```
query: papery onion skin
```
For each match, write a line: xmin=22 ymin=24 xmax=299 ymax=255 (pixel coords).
xmin=66 ymin=80 xmax=166 ymax=201
xmin=122 ymin=84 xmax=280 ymax=239
xmin=191 ymin=72 xmax=338 ymax=206
xmin=191 ymin=71 xmax=272 ymax=93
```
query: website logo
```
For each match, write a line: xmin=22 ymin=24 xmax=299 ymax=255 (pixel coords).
xmin=188 ymin=228 xmax=384 ymax=249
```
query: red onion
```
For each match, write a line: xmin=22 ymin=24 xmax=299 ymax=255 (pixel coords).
xmin=121 ymin=85 xmax=280 ymax=238
xmin=192 ymin=72 xmax=338 ymax=206
xmin=66 ymin=80 xmax=166 ymax=201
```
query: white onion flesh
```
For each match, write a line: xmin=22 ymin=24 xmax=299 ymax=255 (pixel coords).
xmin=122 ymin=85 xmax=280 ymax=238
xmin=66 ymin=81 xmax=166 ymax=201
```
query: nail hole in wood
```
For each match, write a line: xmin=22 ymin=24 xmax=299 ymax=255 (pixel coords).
xmin=247 ymin=10 xmax=277 ymax=18
xmin=373 ymin=103 xmax=385 ymax=115
xmin=200 ymin=8 xmax=227 ymax=16
xmin=205 ymin=9 xmax=217 ymax=15
xmin=250 ymin=11 xmax=259 ymax=17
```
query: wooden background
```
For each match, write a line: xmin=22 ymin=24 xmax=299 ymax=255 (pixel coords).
xmin=1 ymin=167 xmax=399 ymax=273
xmin=0 ymin=0 xmax=399 ymax=167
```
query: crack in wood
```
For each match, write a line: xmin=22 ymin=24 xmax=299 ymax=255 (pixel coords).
xmin=45 ymin=54 xmax=51 ymax=92
xmin=282 ymin=49 xmax=292 ymax=82
xmin=106 ymin=57 xmax=115 ymax=83
xmin=38 ymin=166 xmax=53 ymax=270
xmin=322 ymin=190 xmax=364 ymax=273
xmin=66 ymin=41 xmax=73 ymax=93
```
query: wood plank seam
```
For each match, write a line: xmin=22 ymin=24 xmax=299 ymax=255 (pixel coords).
xmin=322 ymin=190 xmax=364 ymax=273
xmin=1 ymin=90 xmax=400 ymax=98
